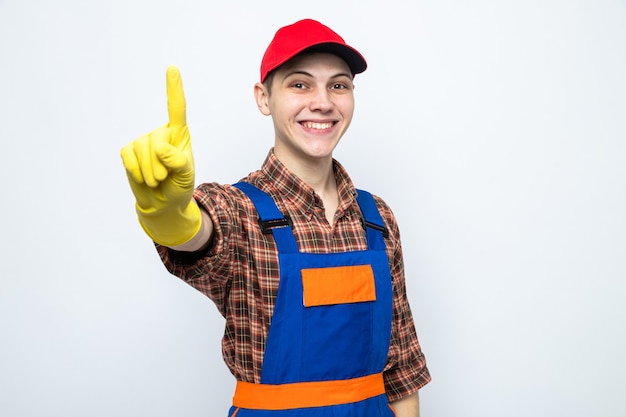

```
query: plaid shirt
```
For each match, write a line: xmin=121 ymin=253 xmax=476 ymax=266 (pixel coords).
xmin=157 ymin=149 xmax=430 ymax=402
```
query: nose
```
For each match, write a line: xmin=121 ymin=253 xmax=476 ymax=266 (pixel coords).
xmin=309 ymin=87 xmax=334 ymax=113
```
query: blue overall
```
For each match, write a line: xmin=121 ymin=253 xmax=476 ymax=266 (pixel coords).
xmin=229 ymin=182 xmax=395 ymax=417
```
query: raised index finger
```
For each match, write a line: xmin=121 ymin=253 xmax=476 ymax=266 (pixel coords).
xmin=166 ymin=65 xmax=186 ymax=127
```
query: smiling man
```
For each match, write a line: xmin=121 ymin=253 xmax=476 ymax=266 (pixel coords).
xmin=121 ymin=18 xmax=430 ymax=417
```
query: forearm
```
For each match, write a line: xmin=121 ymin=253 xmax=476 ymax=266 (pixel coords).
xmin=169 ymin=205 xmax=214 ymax=251
xmin=390 ymin=391 xmax=420 ymax=417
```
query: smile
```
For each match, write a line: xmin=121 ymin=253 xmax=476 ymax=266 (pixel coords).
xmin=301 ymin=121 xmax=335 ymax=130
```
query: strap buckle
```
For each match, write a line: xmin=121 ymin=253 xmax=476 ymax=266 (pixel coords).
xmin=258 ymin=215 xmax=292 ymax=234
xmin=360 ymin=216 xmax=389 ymax=239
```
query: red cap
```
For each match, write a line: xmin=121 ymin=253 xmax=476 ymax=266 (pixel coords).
xmin=260 ymin=19 xmax=367 ymax=82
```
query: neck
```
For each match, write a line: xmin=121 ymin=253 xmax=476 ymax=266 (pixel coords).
xmin=273 ymin=148 xmax=339 ymax=224
xmin=274 ymin=148 xmax=336 ymax=194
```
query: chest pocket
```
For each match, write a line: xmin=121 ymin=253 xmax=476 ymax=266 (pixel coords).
xmin=301 ymin=265 xmax=376 ymax=307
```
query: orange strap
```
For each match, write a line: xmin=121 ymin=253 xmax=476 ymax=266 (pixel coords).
xmin=232 ymin=373 xmax=386 ymax=410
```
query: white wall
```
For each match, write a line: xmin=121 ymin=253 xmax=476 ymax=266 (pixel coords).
xmin=1 ymin=1 xmax=625 ymax=416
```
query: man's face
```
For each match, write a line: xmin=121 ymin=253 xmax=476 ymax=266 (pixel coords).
xmin=255 ymin=52 xmax=355 ymax=166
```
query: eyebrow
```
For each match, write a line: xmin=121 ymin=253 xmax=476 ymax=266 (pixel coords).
xmin=281 ymin=70 xmax=353 ymax=82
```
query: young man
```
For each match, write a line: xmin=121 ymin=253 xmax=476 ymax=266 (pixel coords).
xmin=121 ymin=19 xmax=430 ymax=417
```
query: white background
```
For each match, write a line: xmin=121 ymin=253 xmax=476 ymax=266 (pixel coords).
xmin=1 ymin=1 xmax=625 ymax=416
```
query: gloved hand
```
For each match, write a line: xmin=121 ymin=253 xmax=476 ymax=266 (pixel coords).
xmin=120 ymin=66 xmax=201 ymax=246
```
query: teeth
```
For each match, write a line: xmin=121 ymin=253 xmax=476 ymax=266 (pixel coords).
xmin=303 ymin=121 xmax=333 ymax=130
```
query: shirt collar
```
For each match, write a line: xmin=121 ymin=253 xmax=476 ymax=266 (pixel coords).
xmin=259 ymin=148 xmax=357 ymax=214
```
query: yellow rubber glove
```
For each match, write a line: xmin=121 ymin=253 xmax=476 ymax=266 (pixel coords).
xmin=120 ymin=66 xmax=201 ymax=246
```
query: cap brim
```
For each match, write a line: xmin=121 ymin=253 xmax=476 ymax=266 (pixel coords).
xmin=301 ymin=42 xmax=368 ymax=75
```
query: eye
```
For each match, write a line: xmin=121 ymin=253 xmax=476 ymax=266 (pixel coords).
xmin=330 ymin=82 xmax=352 ymax=91
xmin=291 ymin=82 xmax=307 ymax=89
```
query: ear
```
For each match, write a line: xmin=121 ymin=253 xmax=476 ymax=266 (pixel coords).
xmin=254 ymin=82 xmax=271 ymax=116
